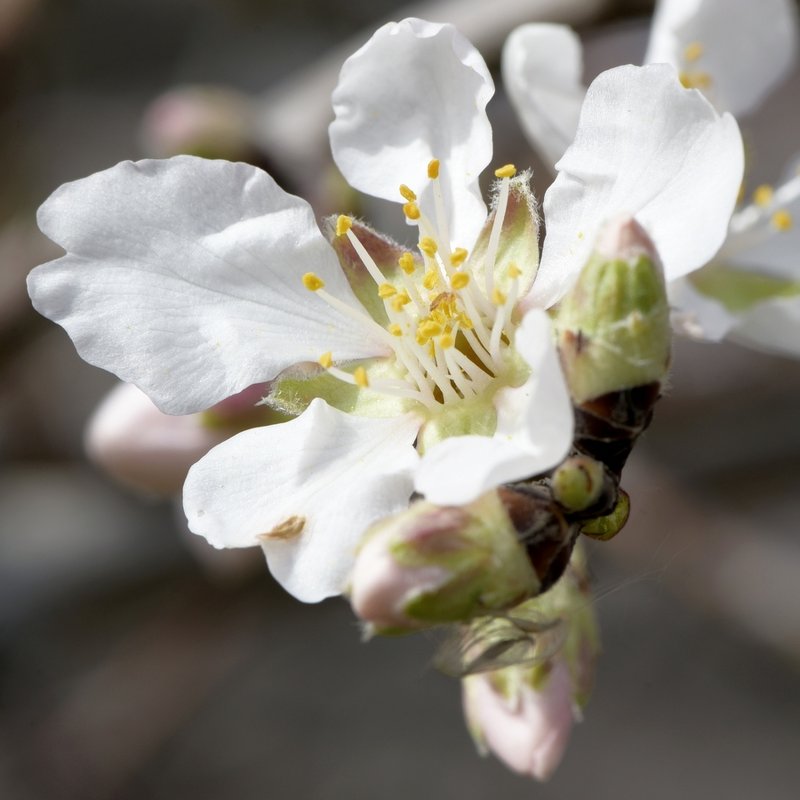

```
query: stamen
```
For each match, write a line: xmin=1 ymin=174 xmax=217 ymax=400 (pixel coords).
xmin=378 ymin=283 xmax=397 ymax=299
xmin=451 ymin=272 xmax=470 ymax=290
xmin=450 ymin=248 xmax=468 ymax=267
xmin=353 ymin=367 xmax=369 ymax=388
xmin=303 ymin=273 xmax=325 ymax=292
xmin=753 ymin=184 xmax=774 ymax=207
xmin=398 ymin=252 xmax=416 ymax=274
xmin=683 ymin=41 xmax=704 ymax=62
xmin=336 ymin=215 xmax=353 ymax=237
xmin=772 ymin=210 xmax=793 ymax=231
xmin=403 ymin=202 xmax=421 ymax=220
xmin=679 ymin=71 xmax=712 ymax=89
xmin=492 ymin=287 xmax=507 ymax=306
xmin=427 ymin=159 xmax=440 ymax=179
xmin=399 ymin=184 xmax=417 ymax=202
xmin=423 ymin=269 xmax=440 ymax=291
xmin=388 ymin=323 xmax=403 ymax=337
xmin=419 ymin=237 xmax=438 ymax=257
xmin=484 ymin=172 xmax=512 ymax=299
xmin=391 ymin=291 xmax=411 ymax=312
xmin=318 ymin=351 xmax=333 ymax=369
xmin=494 ymin=164 xmax=516 ymax=179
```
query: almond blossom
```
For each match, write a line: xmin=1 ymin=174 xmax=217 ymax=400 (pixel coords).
xmin=28 ymin=18 xmax=741 ymax=604
xmin=503 ymin=0 xmax=800 ymax=355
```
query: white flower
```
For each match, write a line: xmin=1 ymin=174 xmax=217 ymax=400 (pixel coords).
xmin=28 ymin=18 xmax=741 ymax=603
xmin=503 ymin=0 xmax=799 ymax=354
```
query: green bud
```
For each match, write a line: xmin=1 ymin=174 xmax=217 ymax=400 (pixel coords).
xmin=551 ymin=455 xmax=606 ymax=512
xmin=580 ymin=489 xmax=630 ymax=541
xmin=350 ymin=492 xmax=541 ymax=632
xmin=555 ymin=216 xmax=671 ymax=404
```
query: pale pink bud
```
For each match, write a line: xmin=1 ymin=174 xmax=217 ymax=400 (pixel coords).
xmin=463 ymin=658 xmax=575 ymax=781
xmin=85 ymin=382 xmax=229 ymax=496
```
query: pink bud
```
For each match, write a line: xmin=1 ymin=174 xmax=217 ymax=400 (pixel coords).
xmin=463 ymin=658 xmax=576 ymax=781
xmin=85 ymin=382 xmax=229 ymax=496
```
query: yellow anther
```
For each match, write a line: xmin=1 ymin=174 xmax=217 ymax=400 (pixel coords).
xmin=508 ymin=264 xmax=522 ymax=279
xmin=318 ymin=351 xmax=333 ymax=369
xmin=458 ymin=312 xmax=474 ymax=330
xmin=399 ymin=184 xmax=417 ymax=202
xmin=492 ymin=287 xmax=507 ymax=306
xmin=303 ymin=272 xmax=325 ymax=292
xmin=419 ymin=236 xmax=438 ymax=257
xmin=753 ymin=184 xmax=774 ymax=208
xmin=423 ymin=269 xmax=440 ymax=291
xmin=388 ymin=323 xmax=403 ymax=337
xmin=336 ymin=215 xmax=353 ymax=237
xmin=398 ymin=252 xmax=416 ymax=274
xmin=679 ymin=71 xmax=712 ymax=89
xmin=378 ymin=283 xmax=397 ymax=299
xmin=403 ymin=202 xmax=421 ymax=220
xmin=450 ymin=247 xmax=468 ymax=267
xmin=428 ymin=159 xmax=440 ymax=179
xmin=683 ymin=41 xmax=704 ymax=63
xmin=451 ymin=272 xmax=470 ymax=290
xmin=391 ymin=291 xmax=411 ymax=312
xmin=494 ymin=164 xmax=516 ymax=179
xmin=353 ymin=367 xmax=369 ymax=388
xmin=439 ymin=334 xmax=455 ymax=350
xmin=772 ymin=209 xmax=793 ymax=232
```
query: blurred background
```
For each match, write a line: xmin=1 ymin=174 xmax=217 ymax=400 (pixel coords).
xmin=1 ymin=1 xmax=799 ymax=797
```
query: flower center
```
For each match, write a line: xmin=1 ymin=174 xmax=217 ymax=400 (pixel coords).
xmin=302 ymin=159 xmax=523 ymax=412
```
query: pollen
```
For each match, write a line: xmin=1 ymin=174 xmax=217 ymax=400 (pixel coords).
xmin=451 ymin=272 xmax=470 ymax=290
xmin=418 ymin=320 xmax=443 ymax=339
xmin=303 ymin=272 xmax=325 ymax=291
xmin=679 ymin=70 xmax=712 ymax=89
xmin=378 ymin=283 xmax=397 ymax=298
xmin=336 ymin=215 xmax=353 ymax=237
xmin=439 ymin=333 xmax=455 ymax=349
xmin=391 ymin=291 xmax=411 ymax=311
xmin=398 ymin=252 xmax=416 ymax=274
xmin=419 ymin=237 xmax=438 ymax=257
xmin=683 ymin=41 xmax=704 ymax=62
xmin=422 ymin=269 xmax=440 ymax=291
xmin=427 ymin=159 xmax=440 ymax=179
xmin=399 ymin=184 xmax=417 ymax=202
xmin=318 ymin=351 xmax=333 ymax=369
xmin=403 ymin=202 xmax=421 ymax=220
xmin=753 ymin=184 xmax=774 ymax=207
xmin=353 ymin=366 xmax=369 ymax=388
xmin=772 ymin=209 xmax=793 ymax=231
xmin=450 ymin=247 xmax=468 ymax=267
xmin=508 ymin=263 xmax=522 ymax=279
xmin=494 ymin=164 xmax=516 ymax=179
xmin=491 ymin=287 xmax=507 ymax=306
xmin=388 ymin=323 xmax=403 ymax=337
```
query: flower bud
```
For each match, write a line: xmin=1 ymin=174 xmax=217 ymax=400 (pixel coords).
xmin=550 ymin=454 xmax=606 ymax=513
xmin=462 ymin=547 xmax=599 ymax=780
xmin=555 ymin=215 xmax=671 ymax=404
xmin=349 ymin=492 xmax=541 ymax=633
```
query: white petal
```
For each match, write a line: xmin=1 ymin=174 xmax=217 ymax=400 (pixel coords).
xmin=29 ymin=156 xmax=388 ymax=415
xmin=415 ymin=311 xmax=573 ymax=505
xmin=183 ymin=398 xmax=421 ymax=602
xmin=668 ymin=276 xmax=737 ymax=341
xmin=329 ymin=18 xmax=494 ymax=249
xmin=530 ymin=64 xmax=743 ymax=309
xmin=645 ymin=0 xmax=798 ymax=115
xmin=502 ymin=24 xmax=586 ymax=172
xmin=731 ymin=296 xmax=800 ymax=358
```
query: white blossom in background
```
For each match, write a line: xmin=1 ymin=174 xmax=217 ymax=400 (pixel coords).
xmin=29 ymin=18 xmax=741 ymax=604
xmin=503 ymin=0 xmax=800 ymax=357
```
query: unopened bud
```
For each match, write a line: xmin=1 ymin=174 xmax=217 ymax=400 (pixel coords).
xmin=462 ymin=547 xmax=599 ymax=780
xmin=551 ymin=455 xmax=606 ymax=513
xmin=555 ymin=216 xmax=670 ymax=404
xmin=349 ymin=492 xmax=540 ymax=633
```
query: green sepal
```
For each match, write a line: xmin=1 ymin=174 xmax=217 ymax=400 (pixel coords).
xmin=323 ymin=216 xmax=422 ymax=326
xmin=264 ymin=358 xmax=416 ymax=418
xmin=466 ymin=171 xmax=540 ymax=302
xmin=690 ymin=262 xmax=800 ymax=312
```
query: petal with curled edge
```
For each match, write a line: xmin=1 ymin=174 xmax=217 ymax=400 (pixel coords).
xmin=528 ymin=64 xmax=743 ymax=310
xmin=645 ymin=0 xmax=798 ymax=115
xmin=183 ymin=398 xmax=421 ymax=602
xmin=329 ymin=17 xmax=494 ymax=250
xmin=414 ymin=311 xmax=573 ymax=506
xmin=28 ymin=156 xmax=388 ymax=415
xmin=502 ymin=23 xmax=586 ymax=172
